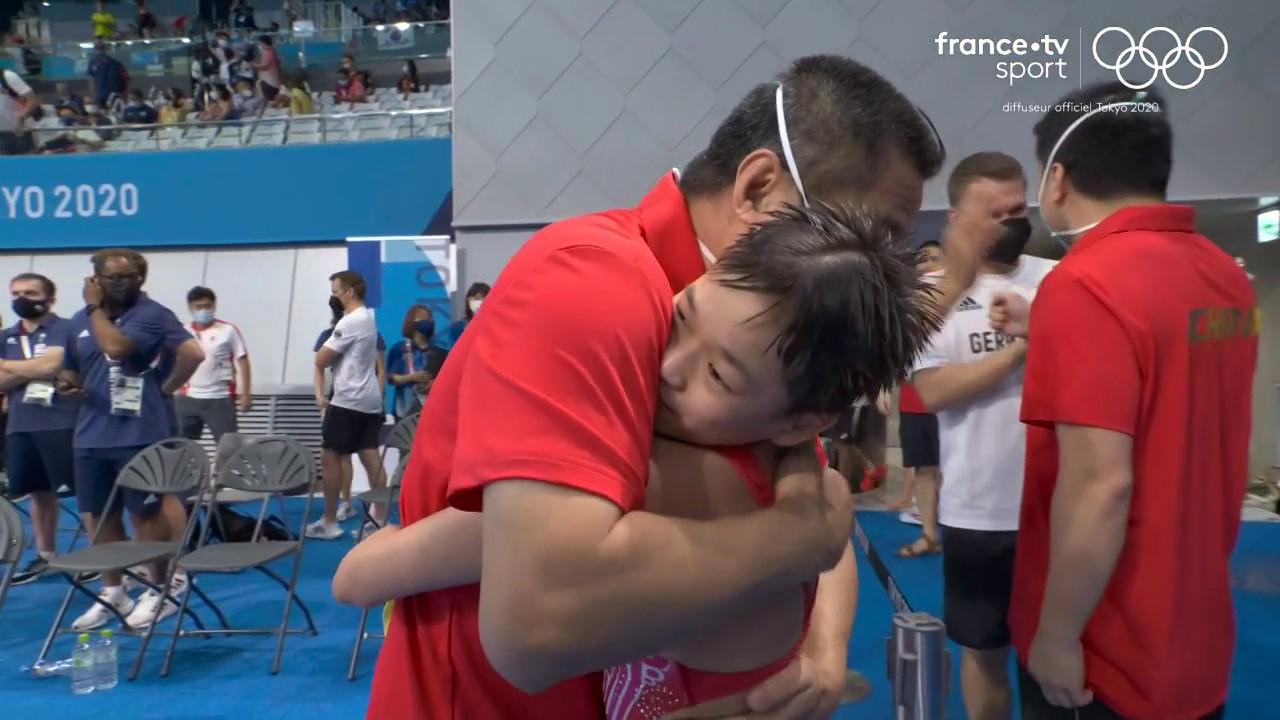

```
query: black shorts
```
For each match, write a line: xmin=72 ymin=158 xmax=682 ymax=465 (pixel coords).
xmin=74 ymin=446 xmax=164 ymax=518
xmin=5 ymin=429 xmax=76 ymax=497
xmin=941 ymin=525 xmax=1017 ymax=649
xmin=260 ymin=81 xmax=280 ymax=101
xmin=898 ymin=411 xmax=939 ymax=468
xmin=322 ymin=404 xmax=383 ymax=455
xmin=1017 ymin=664 xmax=1225 ymax=720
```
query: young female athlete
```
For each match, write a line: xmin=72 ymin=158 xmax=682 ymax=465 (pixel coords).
xmin=334 ymin=202 xmax=941 ymax=718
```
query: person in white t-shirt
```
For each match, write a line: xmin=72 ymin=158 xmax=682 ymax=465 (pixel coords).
xmin=0 ymin=68 xmax=38 ymax=156
xmin=310 ymin=271 xmax=388 ymax=540
xmin=175 ymin=286 xmax=251 ymax=444
xmin=911 ymin=152 xmax=1055 ymax=720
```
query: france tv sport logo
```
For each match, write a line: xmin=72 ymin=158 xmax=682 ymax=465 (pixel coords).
xmin=934 ymin=32 xmax=1072 ymax=86
xmin=1091 ymin=27 xmax=1228 ymax=90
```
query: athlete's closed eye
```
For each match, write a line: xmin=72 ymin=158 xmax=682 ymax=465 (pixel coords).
xmin=708 ymin=363 xmax=732 ymax=392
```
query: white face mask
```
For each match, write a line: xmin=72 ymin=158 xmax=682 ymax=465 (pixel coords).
xmin=468 ymin=298 xmax=483 ymax=313
xmin=1036 ymin=95 xmax=1149 ymax=248
xmin=192 ymin=309 xmax=214 ymax=325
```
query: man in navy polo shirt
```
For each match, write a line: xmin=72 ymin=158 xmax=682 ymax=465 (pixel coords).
xmin=59 ymin=248 xmax=205 ymax=631
xmin=0 ymin=273 xmax=81 ymax=584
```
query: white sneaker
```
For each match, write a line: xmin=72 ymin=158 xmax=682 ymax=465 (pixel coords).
xmin=305 ymin=520 xmax=344 ymax=540
xmin=336 ymin=502 xmax=356 ymax=522
xmin=899 ymin=510 xmax=923 ymax=527
xmin=125 ymin=572 xmax=188 ymax=629
xmin=351 ymin=520 xmax=380 ymax=541
xmin=123 ymin=565 xmax=153 ymax=593
xmin=72 ymin=589 xmax=135 ymax=631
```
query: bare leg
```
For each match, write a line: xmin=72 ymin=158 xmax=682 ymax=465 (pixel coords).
xmin=340 ymin=454 xmax=354 ymax=505
xmin=915 ymin=466 xmax=941 ymax=543
xmin=84 ymin=510 xmax=127 ymax=587
xmin=355 ymin=447 xmax=386 ymax=523
xmin=961 ymin=646 xmax=1012 ymax=720
xmin=28 ymin=490 xmax=59 ymax=555
xmin=888 ymin=468 xmax=916 ymax=511
xmin=321 ymin=449 xmax=343 ymax=524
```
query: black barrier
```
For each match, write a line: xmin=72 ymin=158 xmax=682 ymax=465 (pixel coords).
xmin=852 ymin=515 xmax=913 ymax=615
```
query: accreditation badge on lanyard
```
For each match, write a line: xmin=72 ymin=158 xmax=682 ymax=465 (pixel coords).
xmin=108 ymin=362 xmax=145 ymax=417
xmin=18 ymin=332 xmax=55 ymax=407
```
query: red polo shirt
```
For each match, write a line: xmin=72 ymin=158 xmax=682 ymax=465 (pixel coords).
xmin=1009 ymin=205 xmax=1257 ymax=720
xmin=367 ymin=173 xmax=704 ymax=719
xmin=898 ymin=383 xmax=927 ymax=414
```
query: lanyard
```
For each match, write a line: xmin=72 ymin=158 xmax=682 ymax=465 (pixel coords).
xmin=17 ymin=325 xmax=36 ymax=360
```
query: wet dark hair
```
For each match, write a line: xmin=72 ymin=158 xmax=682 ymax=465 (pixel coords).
xmin=187 ymin=286 xmax=216 ymax=304
xmin=681 ymin=54 xmax=945 ymax=200
xmin=710 ymin=203 xmax=941 ymax=415
xmin=1033 ymin=81 xmax=1172 ymax=200
xmin=11 ymin=273 xmax=56 ymax=298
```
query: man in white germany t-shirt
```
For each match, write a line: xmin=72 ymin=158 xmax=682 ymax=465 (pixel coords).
xmin=309 ymin=270 xmax=388 ymax=540
xmin=176 ymin=286 xmax=251 ymax=445
xmin=911 ymin=152 xmax=1055 ymax=720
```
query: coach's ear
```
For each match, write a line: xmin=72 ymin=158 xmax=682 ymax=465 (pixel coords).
xmin=770 ymin=412 xmax=838 ymax=447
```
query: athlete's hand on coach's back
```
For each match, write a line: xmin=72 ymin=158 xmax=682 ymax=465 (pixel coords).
xmin=989 ymin=291 xmax=1031 ymax=338
xmin=774 ymin=443 xmax=853 ymax=575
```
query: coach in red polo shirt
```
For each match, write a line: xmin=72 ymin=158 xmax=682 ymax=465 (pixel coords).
xmin=367 ymin=55 xmax=1000 ymax=719
xmin=995 ymin=81 xmax=1257 ymax=720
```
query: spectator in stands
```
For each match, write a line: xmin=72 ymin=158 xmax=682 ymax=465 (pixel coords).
xmin=386 ymin=305 xmax=447 ymax=421
xmin=0 ymin=273 xmax=80 ymax=585
xmin=397 ymin=59 xmax=420 ymax=96
xmin=233 ymin=0 xmax=257 ymax=30
xmin=371 ymin=0 xmax=388 ymax=23
xmin=198 ymin=86 xmax=236 ymax=122
xmin=310 ymin=271 xmax=388 ymax=541
xmin=211 ymin=30 xmax=236 ymax=86
xmin=159 ymin=88 xmax=187 ymax=123
xmin=38 ymin=109 xmax=106 ymax=154
xmin=252 ymin=35 xmax=283 ymax=102
xmin=53 ymin=82 xmax=87 ymax=116
xmin=442 ymin=281 xmax=489 ymax=349
xmin=0 ymin=65 xmax=37 ymax=156
xmin=58 ymin=248 xmax=205 ymax=630
xmin=137 ymin=0 xmax=158 ymax=38
xmin=335 ymin=68 xmax=368 ymax=104
xmin=288 ymin=76 xmax=313 ymax=115
xmin=232 ymin=79 xmax=264 ymax=117
xmin=87 ymin=42 xmax=129 ymax=109
xmin=92 ymin=1 xmax=118 ymax=40
xmin=175 ymin=286 xmax=250 ymax=445
xmin=120 ymin=88 xmax=158 ymax=125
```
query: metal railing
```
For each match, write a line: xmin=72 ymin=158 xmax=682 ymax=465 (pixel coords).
xmin=31 ymin=107 xmax=451 ymax=153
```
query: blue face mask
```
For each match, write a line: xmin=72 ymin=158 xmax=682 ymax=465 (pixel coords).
xmin=192 ymin=309 xmax=214 ymax=325
xmin=413 ymin=318 xmax=434 ymax=338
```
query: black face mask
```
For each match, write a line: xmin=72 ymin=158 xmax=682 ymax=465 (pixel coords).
xmin=329 ymin=295 xmax=345 ymax=318
xmin=12 ymin=296 xmax=49 ymax=320
xmin=988 ymin=217 xmax=1032 ymax=265
xmin=101 ymin=277 xmax=142 ymax=309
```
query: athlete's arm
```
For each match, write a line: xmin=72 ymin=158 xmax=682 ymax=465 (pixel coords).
xmin=911 ymin=340 xmax=1026 ymax=413
xmin=931 ymin=187 xmax=1005 ymax=315
xmin=332 ymin=507 xmax=483 ymax=608
xmin=162 ymin=339 xmax=205 ymax=395
xmin=1034 ymin=423 xmax=1132 ymax=642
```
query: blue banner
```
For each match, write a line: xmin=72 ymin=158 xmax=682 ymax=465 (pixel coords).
xmin=0 ymin=138 xmax=452 ymax=249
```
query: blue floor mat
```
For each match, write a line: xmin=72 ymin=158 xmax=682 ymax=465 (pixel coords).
xmin=0 ymin=503 xmax=1275 ymax=718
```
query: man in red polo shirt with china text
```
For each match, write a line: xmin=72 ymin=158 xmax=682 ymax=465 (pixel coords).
xmin=993 ymin=82 xmax=1256 ymax=720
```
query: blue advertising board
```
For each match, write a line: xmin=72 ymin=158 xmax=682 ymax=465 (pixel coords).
xmin=0 ymin=138 xmax=452 ymax=249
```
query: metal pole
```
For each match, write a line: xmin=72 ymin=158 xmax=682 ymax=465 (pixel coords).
xmin=888 ymin=612 xmax=949 ymax=720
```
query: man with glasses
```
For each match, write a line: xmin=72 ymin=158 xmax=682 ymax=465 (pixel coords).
xmin=58 ymin=249 xmax=206 ymax=631
xmin=369 ymin=54 xmax=1000 ymax=719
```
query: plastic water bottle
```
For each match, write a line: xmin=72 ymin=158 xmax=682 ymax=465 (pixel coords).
xmin=70 ymin=633 xmax=94 ymax=695
xmin=94 ymin=629 xmax=118 ymax=690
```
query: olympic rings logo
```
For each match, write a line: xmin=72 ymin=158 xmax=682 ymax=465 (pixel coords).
xmin=1092 ymin=26 xmax=1228 ymax=90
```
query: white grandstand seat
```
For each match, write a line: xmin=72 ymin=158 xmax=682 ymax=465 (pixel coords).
xmin=173 ymin=136 xmax=211 ymax=150
xmin=390 ymin=115 xmax=412 ymax=130
xmin=357 ymin=128 xmax=394 ymax=141
xmin=289 ymin=118 xmax=321 ymax=134
xmin=209 ymin=134 xmax=243 ymax=149
xmin=395 ymin=127 xmax=412 ymax=139
xmin=287 ymin=133 xmax=321 ymax=145
xmin=156 ymin=126 xmax=184 ymax=141
xmin=262 ymin=107 xmax=288 ymax=117
xmin=353 ymin=115 xmax=390 ymax=131
xmin=102 ymin=140 xmax=137 ymax=153
xmin=122 ymin=129 xmax=155 ymax=142
xmin=249 ymin=133 xmax=285 ymax=146
xmin=184 ymin=125 xmax=217 ymax=140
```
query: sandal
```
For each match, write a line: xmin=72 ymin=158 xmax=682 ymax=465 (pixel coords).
xmin=897 ymin=535 xmax=941 ymax=558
